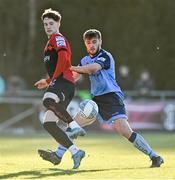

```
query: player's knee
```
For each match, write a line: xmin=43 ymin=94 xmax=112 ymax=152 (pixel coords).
xmin=114 ymin=119 xmax=132 ymax=139
xmin=43 ymin=92 xmax=60 ymax=108
xmin=75 ymin=112 xmax=96 ymax=127
xmin=43 ymin=110 xmax=58 ymax=123
xmin=43 ymin=97 xmax=55 ymax=109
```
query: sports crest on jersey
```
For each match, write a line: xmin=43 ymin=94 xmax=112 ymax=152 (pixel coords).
xmin=44 ymin=55 xmax=50 ymax=62
xmin=55 ymin=36 xmax=66 ymax=47
xmin=97 ymin=57 xmax=106 ymax=62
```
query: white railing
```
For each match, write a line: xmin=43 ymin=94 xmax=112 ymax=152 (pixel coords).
xmin=0 ymin=90 xmax=175 ymax=131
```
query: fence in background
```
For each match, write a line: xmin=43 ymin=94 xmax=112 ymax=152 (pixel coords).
xmin=0 ymin=90 xmax=175 ymax=132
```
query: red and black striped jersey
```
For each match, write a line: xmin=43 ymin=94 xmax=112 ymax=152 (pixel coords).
xmin=43 ymin=33 xmax=75 ymax=84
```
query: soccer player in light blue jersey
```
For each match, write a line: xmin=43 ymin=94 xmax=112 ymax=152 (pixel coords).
xmin=39 ymin=29 xmax=164 ymax=168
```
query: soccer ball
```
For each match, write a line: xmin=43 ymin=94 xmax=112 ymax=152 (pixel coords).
xmin=79 ymin=99 xmax=99 ymax=119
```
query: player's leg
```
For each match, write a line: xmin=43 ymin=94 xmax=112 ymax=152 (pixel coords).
xmin=68 ymin=111 xmax=96 ymax=138
xmin=39 ymin=109 xmax=85 ymax=169
xmin=38 ymin=112 xmax=66 ymax=165
xmin=39 ymin=146 xmax=85 ymax=169
xmin=42 ymin=111 xmax=96 ymax=165
xmin=39 ymin=117 xmax=69 ymax=165
xmin=113 ymin=119 xmax=164 ymax=167
xmin=43 ymin=78 xmax=86 ymax=137
xmin=74 ymin=112 xmax=97 ymax=127
xmin=93 ymin=92 xmax=164 ymax=168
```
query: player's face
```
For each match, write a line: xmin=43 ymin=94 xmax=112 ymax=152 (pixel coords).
xmin=84 ymin=37 xmax=102 ymax=57
xmin=43 ymin=18 xmax=60 ymax=37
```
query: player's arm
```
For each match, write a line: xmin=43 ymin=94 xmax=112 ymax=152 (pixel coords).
xmin=34 ymin=75 xmax=50 ymax=89
xmin=51 ymin=49 xmax=68 ymax=81
xmin=50 ymin=35 xmax=69 ymax=81
xmin=72 ymin=71 xmax=82 ymax=82
xmin=70 ymin=63 xmax=102 ymax=75
xmin=34 ymin=78 xmax=48 ymax=89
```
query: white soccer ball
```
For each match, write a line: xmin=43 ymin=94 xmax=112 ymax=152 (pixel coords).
xmin=79 ymin=99 xmax=99 ymax=119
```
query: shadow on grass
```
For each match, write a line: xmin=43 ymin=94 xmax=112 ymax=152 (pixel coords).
xmin=0 ymin=166 xmax=148 ymax=179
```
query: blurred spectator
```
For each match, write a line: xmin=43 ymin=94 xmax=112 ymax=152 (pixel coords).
xmin=135 ymin=70 xmax=155 ymax=96
xmin=6 ymin=74 xmax=26 ymax=96
xmin=0 ymin=75 xmax=6 ymax=96
xmin=6 ymin=74 xmax=27 ymax=116
xmin=118 ymin=65 xmax=133 ymax=90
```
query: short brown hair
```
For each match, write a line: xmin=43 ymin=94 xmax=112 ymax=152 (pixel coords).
xmin=41 ymin=8 xmax=61 ymax=22
xmin=83 ymin=29 xmax=102 ymax=40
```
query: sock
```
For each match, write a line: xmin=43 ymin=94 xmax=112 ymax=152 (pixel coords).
xmin=55 ymin=145 xmax=67 ymax=158
xmin=129 ymin=132 xmax=158 ymax=159
xmin=69 ymin=121 xmax=81 ymax=129
xmin=68 ymin=144 xmax=79 ymax=155
xmin=43 ymin=121 xmax=73 ymax=148
xmin=54 ymin=103 xmax=74 ymax=124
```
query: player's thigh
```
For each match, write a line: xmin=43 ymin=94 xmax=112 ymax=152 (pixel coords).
xmin=93 ymin=92 xmax=127 ymax=121
xmin=44 ymin=77 xmax=75 ymax=108
xmin=74 ymin=112 xmax=96 ymax=127
xmin=113 ymin=118 xmax=133 ymax=139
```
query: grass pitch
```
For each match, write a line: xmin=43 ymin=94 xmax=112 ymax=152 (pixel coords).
xmin=0 ymin=131 xmax=174 ymax=180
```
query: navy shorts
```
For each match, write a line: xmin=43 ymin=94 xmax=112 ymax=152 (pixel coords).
xmin=46 ymin=77 xmax=75 ymax=108
xmin=92 ymin=92 xmax=128 ymax=124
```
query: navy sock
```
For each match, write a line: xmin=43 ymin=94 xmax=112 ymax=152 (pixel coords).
xmin=43 ymin=121 xmax=73 ymax=148
xmin=128 ymin=132 xmax=137 ymax=142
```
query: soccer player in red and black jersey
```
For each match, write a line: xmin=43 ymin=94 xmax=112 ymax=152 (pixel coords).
xmin=34 ymin=8 xmax=85 ymax=169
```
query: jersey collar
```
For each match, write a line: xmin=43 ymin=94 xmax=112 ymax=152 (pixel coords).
xmin=90 ymin=49 xmax=103 ymax=59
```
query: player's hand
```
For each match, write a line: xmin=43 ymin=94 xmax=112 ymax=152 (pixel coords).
xmin=72 ymin=71 xmax=81 ymax=82
xmin=70 ymin=65 xmax=81 ymax=73
xmin=70 ymin=65 xmax=76 ymax=71
xmin=34 ymin=79 xmax=48 ymax=89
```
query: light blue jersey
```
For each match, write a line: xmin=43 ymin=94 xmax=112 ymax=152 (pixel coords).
xmin=80 ymin=49 xmax=124 ymax=99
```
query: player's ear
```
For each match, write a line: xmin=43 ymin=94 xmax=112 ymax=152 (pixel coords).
xmin=98 ymin=39 xmax=102 ymax=48
xmin=57 ymin=21 xmax=61 ymax=28
xmin=100 ymin=39 xmax=102 ymax=45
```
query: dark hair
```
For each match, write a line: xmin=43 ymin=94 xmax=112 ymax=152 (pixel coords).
xmin=41 ymin=8 xmax=61 ymax=22
xmin=83 ymin=29 xmax=102 ymax=40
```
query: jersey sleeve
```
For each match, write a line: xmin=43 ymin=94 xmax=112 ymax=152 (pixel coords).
xmin=49 ymin=35 xmax=70 ymax=81
xmin=95 ymin=53 xmax=110 ymax=69
xmin=79 ymin=57 xmax=87 ymax=66
xmin=50 ymin=35 xmax=68 ymax=51
xmin=79 ymin=60 xmax=83 ymax=66
xmin=51 ymin=50 xmax=68 ymax=81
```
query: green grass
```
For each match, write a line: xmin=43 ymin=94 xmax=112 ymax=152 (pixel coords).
xmin=0 ymin=131 xmax=174 ymax=179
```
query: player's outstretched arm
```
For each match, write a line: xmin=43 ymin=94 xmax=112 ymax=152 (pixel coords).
xmin=70 ymin=63 xmax=102 ymax=75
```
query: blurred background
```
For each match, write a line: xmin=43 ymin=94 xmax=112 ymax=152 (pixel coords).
xmin=0 ymin=0 xmax=175 ymax=133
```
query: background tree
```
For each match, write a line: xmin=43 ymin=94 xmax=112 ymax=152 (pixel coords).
xmin=0 ymin=0 xmax=174 ymax=90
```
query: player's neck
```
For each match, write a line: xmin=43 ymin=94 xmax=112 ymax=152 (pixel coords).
xmin=90 ymin=48 xmax=102 ymax=58
xmin=47 ymin=30 xmax=60 ymax=38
